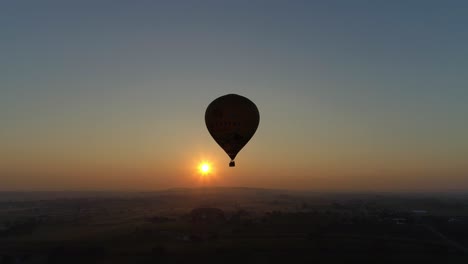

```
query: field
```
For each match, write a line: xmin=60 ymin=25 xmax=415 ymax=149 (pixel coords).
xmin=1 ymin=188 xmax=468 ymax=263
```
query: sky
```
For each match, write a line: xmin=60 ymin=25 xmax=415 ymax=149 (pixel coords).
xmin=1 ymin=0 xmax=467 ymax=191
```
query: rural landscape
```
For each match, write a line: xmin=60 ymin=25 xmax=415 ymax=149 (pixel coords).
xmin=2 ymin=1 xmax=468 ymax=263
xmin=1 ymin=188 xmax=468 ymax=263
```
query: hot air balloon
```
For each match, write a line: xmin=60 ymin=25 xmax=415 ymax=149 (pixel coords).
xmin=205 ymin=94 xmax=260 ymax=167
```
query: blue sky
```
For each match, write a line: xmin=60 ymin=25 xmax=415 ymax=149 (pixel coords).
xmin=1 ymin=1 xmax=467 ymax=191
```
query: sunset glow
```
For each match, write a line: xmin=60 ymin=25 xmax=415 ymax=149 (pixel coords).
xmin=198 ymin=162 xmax=211 ymax=175
xmin=1 ymin=2 xmax=468 ymax=192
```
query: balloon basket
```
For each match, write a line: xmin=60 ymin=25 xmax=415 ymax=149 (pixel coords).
xmin=229 ymin=161 xmax=235 ymax=167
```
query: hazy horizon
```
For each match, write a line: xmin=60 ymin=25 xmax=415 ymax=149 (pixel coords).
xmin=2 ymin=182 xmax=468 ymax=194
xmin=2 ymin=1 xmax=467 ymax=191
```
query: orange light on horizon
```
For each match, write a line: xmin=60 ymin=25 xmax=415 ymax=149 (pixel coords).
xmin=194 ymin=160 xmax=219 ymax=185
xmin=198 ymin=162 xmax=212 ymax=176
xmin=201 ymin=163 xmax=210 ymax=173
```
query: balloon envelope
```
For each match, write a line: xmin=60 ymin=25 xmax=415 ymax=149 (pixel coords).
xmin=205 ymin=94 xmax=260 ymax=167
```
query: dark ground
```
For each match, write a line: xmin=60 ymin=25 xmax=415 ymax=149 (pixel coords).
xmin=1 ymin=188 xmax=468 ymax=263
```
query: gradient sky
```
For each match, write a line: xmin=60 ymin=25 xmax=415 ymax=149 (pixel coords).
xmin=1 ymin=1 xmax=467 ymax=191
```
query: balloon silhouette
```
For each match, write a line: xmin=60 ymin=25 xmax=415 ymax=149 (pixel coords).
xmin=205 ymin=94 xmax=260 ymax=167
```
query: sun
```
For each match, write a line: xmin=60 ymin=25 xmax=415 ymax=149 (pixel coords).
xmin=198 ymin=162 xmax=211 ymax=175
